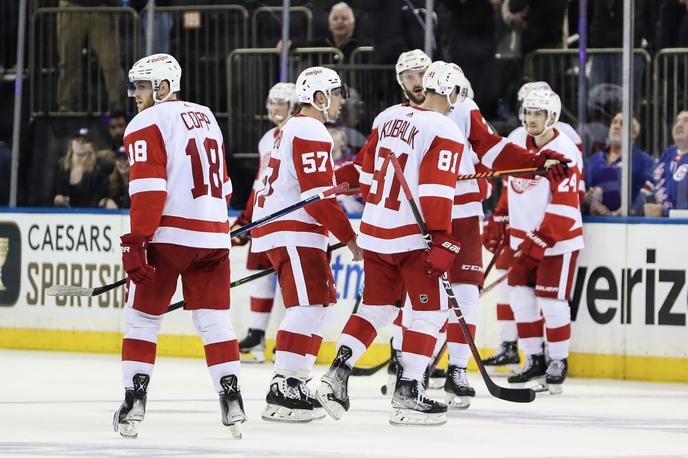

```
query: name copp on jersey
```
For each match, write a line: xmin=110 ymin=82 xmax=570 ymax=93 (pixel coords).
xmin=358 ymin=105 xmax=465 ymax=253
xmin=124 ymin=100 xmax=232 ymax=249
xmin=507 ymin=130 xmax=584 ymax=255
xmin=250 ymin=114 xmax=354 ymax=252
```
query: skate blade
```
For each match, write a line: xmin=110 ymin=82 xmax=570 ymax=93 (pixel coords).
xmin=116 ymin=421 xmax=139 ymax=439
xmin=445 ymin=394 xmax=472 ymax=410
xmin=485 ymin=364 xmax=520 ymax=377
xmin=261 ymin=404 xmax=312 ymax=423
xmin=228 ymin=421 xmax=243 ymax=439
xmin=508 ymin=376 xmax=545 ymax=389
xmin=239 ymin=351 xmax=265 ymax=364
xmin=389 ymin=408 xmax=447 ymax=426
xmin=546 ymin=383 xmax=563 ymax=395
xmin=315 ymin=382 xmax=345 ymax=421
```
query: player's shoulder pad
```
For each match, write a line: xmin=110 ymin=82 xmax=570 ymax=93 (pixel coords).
xmin=551 ymin=130 xmax=581 ymax=164
xmin=287 ymin=115 xmax=331 ymax=142
xmin=125 ymin=105 xmax=163 ymax=137
xmin=371 ymin=103 xmax=405 ymax=129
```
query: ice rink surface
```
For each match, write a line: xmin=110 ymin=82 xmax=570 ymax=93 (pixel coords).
xmin=0 ymin=349 xmax=687 ymax=458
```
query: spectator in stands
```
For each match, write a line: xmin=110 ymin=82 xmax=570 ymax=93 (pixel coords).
xmin=655 ymin=0 xmax=688 ymax=49
xmin=502 ymin=0 xmax=567 ymax=56
xmin=438 ymin=0 xmax=501 ymax=118
xmin=277 ymin=2 xmax=368 ymax=62
xmin=96 ymin=110 xmax=128 ymax=172
xmin=57 ymin=0 xmax=126 ymax=112
xmin=97 ymin=147 xmax=130 ymax=209
xmin=369 ymin=0 xmax=434 ymax=65
xmin=584 ymin=113 xmax=656 ymax=216
xmin=645 ymin=111 xmax=688 ymax=216
xmin=52 ymin=129 xmax=100 ymax=207
xmin=0 ymin=141 xmax=9 ymax=206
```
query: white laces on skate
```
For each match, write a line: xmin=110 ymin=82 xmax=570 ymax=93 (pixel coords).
xmin=450 ymin=367 xmax=469 ymax=387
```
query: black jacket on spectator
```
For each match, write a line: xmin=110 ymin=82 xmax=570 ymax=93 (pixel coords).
xmin=655 ymin=0 xmax=688 ymax=49
xmin=509 ymin=0 xmax=567 ymax=55
xmin=0 ymin=142 xmax=9 ymax=206
xmin=52 ymin=161 xmax=100 ymax=208
xmin=589 ymin=0 xmax=654 ymax=48
xmin=305 ymin=35 xmax=369 ymax=62
xmin=370 ymin=0 xmax=430 ymax=65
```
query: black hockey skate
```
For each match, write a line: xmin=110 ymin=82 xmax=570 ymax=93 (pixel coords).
xmin=239 ymin=328 xmax=265 ymax=363
xmin=301 ymin=379 xmax=326 ymax=421
xmin=262 ymin=375 xmax=313 ymax=423
xmin=381 ymin=341 xmax=401 ymax=395
xmin=482 ymin=341 xmax=520 ymax=376
xmin=444 ymin=365 xmax=475 ymax=409
xmin=113 ymin=373 xmax=149 ymax=438
xmin=390 ymin=378 xmax=447 ymax=426
xmin=219 ymin=375 xmax=247 ymax=439
xmin=507 ymin=353 xmax=547 ymax=389
xmin=317 ymin=345 xmax=353 ymax=420
xmin=545 ymin=358 xmax=568 ymax=395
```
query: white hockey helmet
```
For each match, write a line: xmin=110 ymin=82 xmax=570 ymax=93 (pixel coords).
xmin=422 ymin=61 xmax=471 ymax=109
xmin=517 ymin=81 xmax=552 ymax=122
xmin=128 ymin=53 xmax=182 ymax=103
xmin=266 ymin=82 xmax=299 ymax=124
xmin=395 ymin=49 xmax=431 ymax=87
xmin=521 ymin=89 xmax=561 ymax=134
xmin=296 ymin=66 xmax=349 ymax=115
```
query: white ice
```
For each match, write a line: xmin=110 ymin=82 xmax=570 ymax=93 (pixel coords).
xmin=1 ymin=349 xmax=687 ymax=458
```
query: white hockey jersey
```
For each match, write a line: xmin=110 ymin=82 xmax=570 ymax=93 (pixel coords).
xmin=507 ymin=130 xmax=584 ymax=255
xmin=124 ymin=100 xmax=232 ymax=249
xmin=250 ymin=114 xmax=355 ymax=252
xmin=253 ymin=127 xmax=278 ymax=191
xmin=357 ymin=105 xmax=465 ymax=253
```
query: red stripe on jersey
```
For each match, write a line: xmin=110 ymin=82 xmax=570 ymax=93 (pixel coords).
xmin=304 ymin=198 xmax=356 ymax=243
xmin=468 ymin=108 xmax=502 ymax=157
xmin=251 ymin=220 xmax=328 ymax=238
xmin=439 ymin=319 xmax=448 ymax=333
xmin=516 ymin=319 xmax=544 ymax=338
xmin=496 ymin=303 xmax=515 ymax=321
xmin=359 ymin=221 xmax=419 ymax=239
xmin=275 ymin=330 xmax=311 ymax=355
xmin=446 ymin=322 xmax=476 ymax=344
xmin=122 ymin=338 xmax=157 ymax=364
xmin=342 ymin=314 xmax=378 ymax=347
xmin=419 ymin=196 xmax=453 ymax=234
xmin=125 ymin=124 xmax=168 ymax=180
xmin=511 ymin=227 xmax=583 ymax=244
xmin=204 ymin=340 xmax=240 ymax=367
xmin=546 ymin=324 xmax=571 ymax=343
xmin=130 ymin=192 xmax=166 ymax=238
xmin=159 ymin=215 xmax=229 ymax=233
xmin=454 ymin=191 xmax=483 ymax=205
xmin=401 ymin=330 xmax=436 ymax=357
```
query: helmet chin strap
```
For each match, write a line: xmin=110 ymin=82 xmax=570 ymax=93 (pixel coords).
xmin=315 ymin=93 xmax=333 ymax=122
xmin=152 ymin=80 xmax=173 ymax=104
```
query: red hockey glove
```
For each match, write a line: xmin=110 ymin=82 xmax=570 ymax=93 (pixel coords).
xmin=534 ymin=149 xmax=572 ymax=182
xmin=230 ymin=211 xmax=251 ymax=247
xmin=516 ymin=230 xmax=554 ymax=262
xmin=482 ymin=213 xmax=509 ymax=253
xmin=120 ymin=234 xmax=155 ymax=284
xmin=424 ymin=232 xmax=461 ymax=279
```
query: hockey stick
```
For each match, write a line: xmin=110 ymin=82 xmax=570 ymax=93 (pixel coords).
xmin=388 ymin=154 xmax=535 ymax=403
xmin=46 ymin=182 xmax=350 ymax=297
xmin=457 ymin=166 xmax=549 ymax=182
xmin=481 ymin=271 xmax=509 ymax=296
xmin=165 ymin=241 xmax=347 ymax=313
xmin=351 ymin=358 xmax=391 ymax=376
xmin=483 ymin=238 xmax=506 ymax=280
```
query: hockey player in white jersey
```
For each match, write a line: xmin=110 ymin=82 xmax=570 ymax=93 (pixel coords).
xmin=251 ymin=67 xmax=362 ymax=423
xmin=114 ymin=54 xmax=245 ymax=438
xmin=505 ymin=89 xmax=583 ymax=393
xmin=482 ymin=80 xmax=585 ymax=373
xmin=318 ymin=61 xmax=467 ymax=426
xmin=233 ymin=83 xmax=300 ymax=362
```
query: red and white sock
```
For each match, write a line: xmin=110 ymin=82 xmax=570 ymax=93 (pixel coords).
xmin=121 ymin=307 xmax=162 ymax=389
xmin=336 ymin=304 xmax=398 ymax=368
xmin=447 ymin=283 xmax=478 ymax=368
xmin=539 ymin=297 xmax=571 ymax=360
xmin=248 ymin=273 xmax=276 ymax=331
xmin=493 ymin=269 xmax=517 ymax=342
xmin=511 ymin=286 xmax=544 ymax=356
xmin=401 ymin=310 xmax=446 ymax=382
xmin=274 ymin=306 xmax=324 ymax=377
xmin=192 ymin=309 xmax=241 ymax=392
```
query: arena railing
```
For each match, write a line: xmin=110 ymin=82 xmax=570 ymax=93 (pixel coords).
xmin=226 ymin=47 xmax=344 ymax=158
xmin=350 ymin=46 xmax=374 ymax=65
xmin=251 ymin=6 xmax=313 ymax=49
xmin=139 ymin=4 xmax=249 ymax=119
xmin=29 ymin=6 xmax=140 ymax=116
xmin=524 ymin=48 xmax=652 ymax=154
xmin=653 ymin=48 xmax=688 ymax=156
